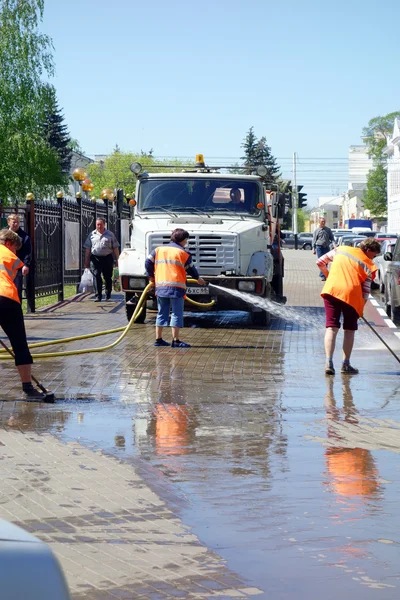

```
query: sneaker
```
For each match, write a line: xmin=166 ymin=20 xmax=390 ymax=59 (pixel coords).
xmin=320 ymin=276 xmax=326 ymax=281
xmin=105 ymin=293 xmax=111 ymax=301
xmin=94 ymin=297 xmax=102 ymax=302
xmin=23 ymin=387 xmax=48 ymax=401
xmin=171 ymin=340 xmax=191 ymax=348
xmin=154 ymin=339 xmax=170 ymax=347
xmin=341 ymin=364 xmax=359 ymax=374
xmin=325 ymin=365 xmax=335 ymax=375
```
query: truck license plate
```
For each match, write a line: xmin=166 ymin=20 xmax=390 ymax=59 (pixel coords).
xmin=186 ymin=287 xmax=210 ymax=295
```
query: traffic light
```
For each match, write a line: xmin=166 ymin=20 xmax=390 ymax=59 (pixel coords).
xmin=285 ymin=185 xmax=292 ymax=208
xmin=297 ymin=185 xmax=307 ymax=209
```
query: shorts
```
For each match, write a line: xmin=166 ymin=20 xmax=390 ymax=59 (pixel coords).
xmin=323 ymin=294 xmax=359 ymax=331
xmin=156 ymin=296 xmax=184 ymax=328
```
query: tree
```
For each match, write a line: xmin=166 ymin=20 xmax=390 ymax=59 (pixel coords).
xmin=42 ymin=86 xmax=72 ymax=174
xmin=0 ymin=0 xmax=66 ymax=202
xmin=87 ymin=151 xmax=193 ymax=198
xmin=241 ymin=127 xmax=280 ymax=184
xmin=241 ymin=127 xmax=258 ymax=170
xmin=362 ymin=111 xmax=400 ymax=160
xmin=67 ymin=138 xmax=84 ymax=154
xmin=363 ymin=163 xmax=387 ymax=217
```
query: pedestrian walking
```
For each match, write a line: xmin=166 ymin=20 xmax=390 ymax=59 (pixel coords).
xmin=0 ymin=229 xmax=52 ymax=400
xmin=7 ymin=213 xmax=32 ymax=302
xmin=312 ymin=217 xmax=335 ymax=280
xmin=317 ymin=237 xmax=381 ymax=375
xmin=83 ymin=218 xmax=120 ymax=302
xmin=145 ymin=228 xmax=206 ymax=348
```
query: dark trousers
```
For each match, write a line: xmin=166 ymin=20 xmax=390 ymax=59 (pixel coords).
xmin=90 ymin=254 xmax=114 ymax=299
xmin=0 ymin=296 xmax=33 ymax=366
xmin=14 ymin=270 xmax=23 ymax=302
xmin=316 ymin=245 xmax=330 ymax=279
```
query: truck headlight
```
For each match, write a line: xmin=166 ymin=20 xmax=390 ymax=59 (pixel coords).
xmin=238 ymin=281 xmax=255 ymax=292
xmin=129 ymin=277 xmax=147 ymax=289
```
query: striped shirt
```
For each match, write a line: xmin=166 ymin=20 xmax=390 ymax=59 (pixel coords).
xmin=316 ymin=248 xmax=372 ymax=298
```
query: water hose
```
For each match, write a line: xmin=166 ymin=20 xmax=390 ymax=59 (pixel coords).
xmin=0 ymin=280 xmax=215 ymax=360
xmin=362 ymin=316 xmax=400 ymax=365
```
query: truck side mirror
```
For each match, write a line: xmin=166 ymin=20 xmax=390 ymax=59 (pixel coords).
xmin=383 ymin=252 xmax=392 ymax=261
xmin=271 ymin=192 xmax=285 ymax=219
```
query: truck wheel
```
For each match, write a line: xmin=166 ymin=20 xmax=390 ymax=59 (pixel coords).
xmin=126 ymin=298 xmax=147 ymax=323
xmin=250 ymin=310 xmax=270 ymax=326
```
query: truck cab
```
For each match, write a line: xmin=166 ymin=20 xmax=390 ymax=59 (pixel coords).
xmin=118 ymin=157 xmax=284 ymax=326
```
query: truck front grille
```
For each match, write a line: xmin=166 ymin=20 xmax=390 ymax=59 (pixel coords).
xmin=147 ymin=233 xmax=238 ymax=274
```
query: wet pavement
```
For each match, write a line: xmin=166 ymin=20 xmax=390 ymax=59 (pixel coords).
xmin=1 ymin=250 xmax=400 ymax=599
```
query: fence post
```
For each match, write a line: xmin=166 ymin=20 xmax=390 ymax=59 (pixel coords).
xmin=77 ymin=196 xmax=83 ymax=293
xmin=26 ymin=198 xmax=36 ymax=313
xmin=57 ymin=195 xmax=65 ymax=302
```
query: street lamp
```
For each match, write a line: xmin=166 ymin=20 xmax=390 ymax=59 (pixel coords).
xmin=100 ymin=188 xmax=115 ymax=201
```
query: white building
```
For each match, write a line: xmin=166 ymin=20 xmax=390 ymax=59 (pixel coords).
xmin=310 ymin=196 xmax=342 ymax=230
xmin=385 ymin=118 xmax=400 ymax=233
xmin=341 ymin=145 xmax=373 ymax=225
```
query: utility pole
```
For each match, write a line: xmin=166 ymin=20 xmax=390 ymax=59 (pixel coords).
xmin=292 ymin=152 xmax=298 ymax=249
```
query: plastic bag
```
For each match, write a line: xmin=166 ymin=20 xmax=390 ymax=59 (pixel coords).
xmin=78 ymin=268 xmax=95 ymax=293
xmin=112 ymin=266 xmax=121 ymax=292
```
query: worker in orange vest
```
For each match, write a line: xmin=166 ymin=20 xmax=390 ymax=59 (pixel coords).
xmin=0 ymin=229 xmax=53 ymax=401
xmin=145 ymin=228 xmax=206 ymax=347
xmin=317 ymin=237 xmax=381 ymax=375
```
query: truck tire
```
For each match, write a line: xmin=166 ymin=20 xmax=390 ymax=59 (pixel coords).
xmin=250 ymin=283 xmax=271 ymax=327
xmin=250 ymin=310 xmax=270 ymax=326
xmin=125 ymin=294 xmax=147 ymax=323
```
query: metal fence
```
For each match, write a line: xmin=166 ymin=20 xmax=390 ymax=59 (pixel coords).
xmin=0 ymin=197 xmax=132 ymax=312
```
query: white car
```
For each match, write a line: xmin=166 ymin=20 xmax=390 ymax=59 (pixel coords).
xmin=373 ymin=239 xmax=397 ymax=293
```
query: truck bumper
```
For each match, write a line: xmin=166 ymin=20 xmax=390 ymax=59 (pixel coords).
xmin=121 ymin=275 xmax=269 ymax=312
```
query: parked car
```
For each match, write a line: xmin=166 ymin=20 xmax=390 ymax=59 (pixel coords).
xmin=383 ymin=238 xmax=400 ymax=323
xmin=338 ymin=235 xmax=364 ymax=247
xmin=374 ymin=233 xmax=398 ymax=239
xmin=281 ymin=232 xmax=313 ymax=250
xmin=352 ymin=236 xmax=368 ymax=247
xmin=372 ymin=239 xmax=397 ymax=292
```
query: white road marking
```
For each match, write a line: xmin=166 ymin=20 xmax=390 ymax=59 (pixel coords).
xmin=377 ymin=308 xmax=388 ymax=316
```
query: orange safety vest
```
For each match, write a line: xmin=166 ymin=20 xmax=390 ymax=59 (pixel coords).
xmin=154 ymin=245 xmax=188 ymax=292
xmin=0 ymin=245 xmax=23 ymax=304
xmin=321 ymin=246 xmax=377 ymax=317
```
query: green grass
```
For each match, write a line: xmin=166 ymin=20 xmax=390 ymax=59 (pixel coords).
xmin=22 ymin=285 xmax=78 ymax=313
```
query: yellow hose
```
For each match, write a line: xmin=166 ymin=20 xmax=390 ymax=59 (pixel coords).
xmin=0 ymin=280 xmax=214 ymax=360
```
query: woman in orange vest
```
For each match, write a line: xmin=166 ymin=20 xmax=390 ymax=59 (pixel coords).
xmin=317 ymin=237 xmax=381 ymax=375
xmin=0 ymin=229 xmax=52 ymax=400
xmin=145 ymin=228 xmax=206 ymax=347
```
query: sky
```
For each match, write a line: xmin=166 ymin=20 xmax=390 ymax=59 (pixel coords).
xmin=42 ymin=0 xmax=400 ymax=205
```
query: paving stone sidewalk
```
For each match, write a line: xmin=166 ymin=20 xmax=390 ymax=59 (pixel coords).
xmin=1 ymin=249 xmax=400 ymax=599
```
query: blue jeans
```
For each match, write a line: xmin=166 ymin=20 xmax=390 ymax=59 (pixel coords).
xmin=156 ymin=297 xmax=184 ymax=328
xmin=316 ymin=246 xmax=330 ymax=278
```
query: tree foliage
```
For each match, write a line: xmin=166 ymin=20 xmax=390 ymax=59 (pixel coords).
xmin=363 ymin=163 xmax=387 ymax=217
xmin=87 ymin=151 xmax=193 ymax=198
xmin=241 ymin=127 xmax=280 ymax=184
xmin=0 ymin=0 xmax=66 ymax=202
xmin=42 ymin=86 xmax=72 ymax=174
xmin=362 ymin=111 xmax=400 ymax=160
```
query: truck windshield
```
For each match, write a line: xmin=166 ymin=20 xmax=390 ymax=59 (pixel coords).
xmin=138 ymin=178 xmax=262 ymax=215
